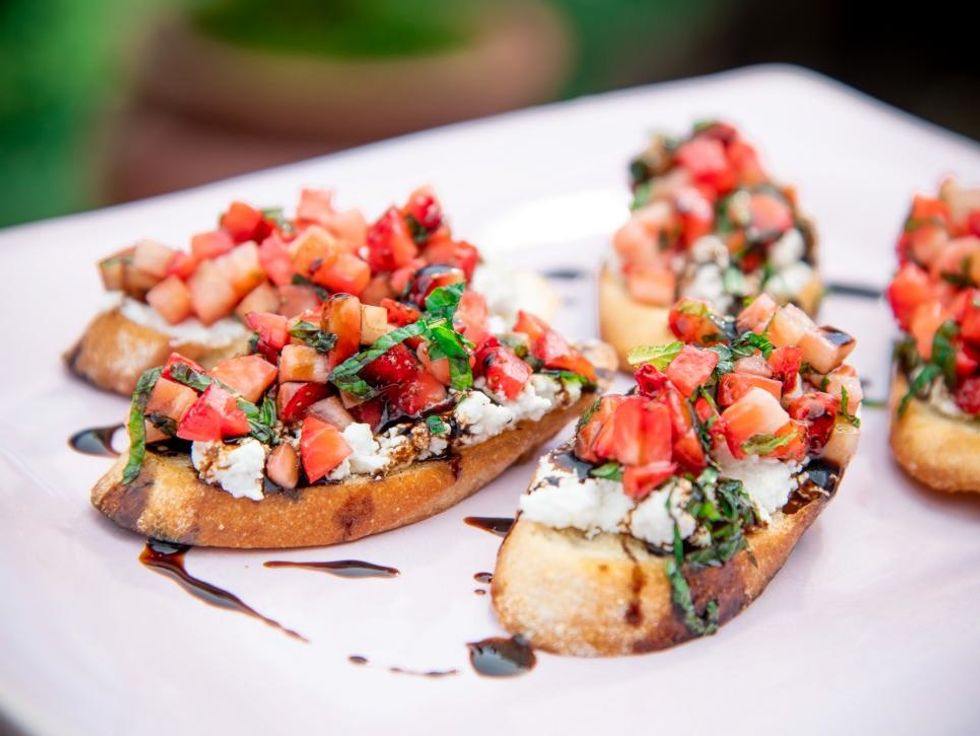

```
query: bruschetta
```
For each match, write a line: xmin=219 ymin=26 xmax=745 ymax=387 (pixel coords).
xmin=600 ymin=121 xmax=822 ymax=368
xmin=493 ymin=294 xmax=861 ymax=655
xmin=91 ymin=279 xmax=614 ymax=548
xmin=67 ymin=187 xmax=558 ymax=395
xmin=886 ymin=178 xmax=980 ymax=493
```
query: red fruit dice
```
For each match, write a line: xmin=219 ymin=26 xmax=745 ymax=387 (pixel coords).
xmin=666 ymin=345 xmax=719 ymax=397
xmin=300 ymin=416 xmax=352 ymax=482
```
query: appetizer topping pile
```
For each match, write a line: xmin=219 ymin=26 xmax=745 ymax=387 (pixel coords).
xmin=121 ymin=281 xmax=596 ymax=500
xmin=887 ymin=180 xmax=980 ymax=417
xmin=521 ymin=293 xmax=860 ymax=559
xmin=615 ymin=121 xmax=816 ymax=312
xmin=98 ymin=187 xmax=482 ymax=328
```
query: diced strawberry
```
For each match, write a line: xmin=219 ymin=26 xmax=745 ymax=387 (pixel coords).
xmin=349 ymin=396 xmax=388 ymax=432
xmin=278 ymin=381 xmax=331 ymax=424
xmin=673 ymin=429 xmax=707 ymax=474
xmin=727 ymin=139 xmax=765 ymax=187
xmin=626 ymin=266 xmax=676 ymax=306
xmin=767 ymin=304 xmax=817 ymax=348
xmin=321 ymin=294 xmax=362 ymax=369
xmin=391 ymin=370 xmax=448 ymax=417
xmin=220 ymin=201 xmax=273 ymax=244
xmin=748 ymin=192 xmax=793 ymax=235
xmin=361 ymin=344 xmax=419 ymax=387
xmin=266 ymin=444 xmax=300 ymax=490
xmin=886 ymin=263 xmax=936 ymax=330
xmin=277 ymin=284 xmax=322 ymax=318
xmin=622 ymin=462 xmax=677 ymax=501
xmin=209 ymin=355 xmax=278 ymax=403
xmin=289 ymin=226 xmax=339 ymax=280
xmin=300 ymin=416 xmax=352 ymax=482
xmin=733 ymin=353 xmax=773 ymax=377
xmin=146 ymin=377 xmax=197 ymax=423
xmin=307 ymin=396 xmax=354 ymax=429
xmin=359 ymin=303 xmax=391 ymax=345
xmin=721 ymin=387 xmax=790 ymax=457
xmin=216 ymin=241 xmax=266 ymax=299
xmin=422 ymin=239 xmax=480 ymax=280
xmin=187 ymin=260 xmax=239 ymax=325
xmin=161 ymin=353 xmax=206 ymax=381
xmin=132 ymin=240 xmax=175 ymax=279
xmin=717 ymin=373 xmax=782 ymax=407
xmin=453 ymin=289 xmax=490 ymax=343
xmin=166 ymin=251 xmax=198 ymax=280
xmin=634 ymin=363 xmax=670 ymax=397
xmin=954 ymin=376 xmax=980 ymax=414
xmin=279 ymin=344 xmax=331 ymax=383
xmin=146 ymin=275 xmax=193 ymax=325
xmin=389 ymin=258 xmax=426 ymax=296
xmin=313 ymin=252 xmax=370 ymax=296
xmin=381 ymin=297 xmax=421 ymax=326
xmin=673 ymin=186 xmax=714 ymax=246
xmin=513 ymin=310 xmax=548 ymax=342
xmin=818 ymin=365 xmax=862 ymax=413
xmin=574 ymin=396 xmax=624 ymax=463
xmin=366 ymin=207 xmax=418 ymax=272
xmin=549 ymin=351 xmax=598 ymax=384
xmin=736 ymin=293 xmax=778 ymax=334
xmin=798 ymin=326 xmax=856 ymax=374
xmin=360 ymin=274 xmax=395 ymax=306
xmin=178 ymin=385 xmax=249 ymax=440
xmin=404 ymin=186 xmax=443 ymax=234
xmin=666 ymin=345 xmax=719 ymax=397
xmin=766 ymin=420 xmax=808 ymax=462
xmin=191 ymin=230 xmax=235 ymax=261
xmin=417 ymin=342 xmax=452 ymax=386
xmin=668 ymin=298 xmax=722 ymax=344
xmin=480 ymin=346 xmax=532 ymax=400
xmin=245 ymin=311 xmax=289 ymax=358
xmin=295 ymin=189 xmax=335 ymax=227
xmin=235 ymin=282 xmax=280 ymax=320
xmin=409 ymin=265 xmax=466 ymax=305
xmin=259 ymin=233 xmax=295 ymax=287
xmin=675 ymin=137 xmax=733 ymax=195
xmin=767 ymin=345 xmax=803 ymax=393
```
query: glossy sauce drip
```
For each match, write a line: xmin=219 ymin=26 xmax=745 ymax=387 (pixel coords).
xmin=348 ymin=655 xmax=369 ymax=665
xmin=464 ymin=517 xmax=514 ymax=538
xmin=784 ymin=459 xmax=842 ymax=515
xmin=140 ymin=540 xmax=306 ymax=642
xmin=540 ymin=267 xmax=587 ymax=280
xmin=474 ymin=589 xmax=487 ymax=595
xmin=389 ymin=666 xmax=459 ymax=678
xmin=69 ymin=423 xmax=124 ymax=457
xmin=467 ymin=636 xmax=536 ymax=677
xmin=552 ymin=449 xmax=594 ymax=480
xmin=474 ymin=572 xmax=493 ymax=584
xmin=825 ymin=281 xmax=882 ymax=300
xmin=264 ymin=560 xmax=400 ymax=578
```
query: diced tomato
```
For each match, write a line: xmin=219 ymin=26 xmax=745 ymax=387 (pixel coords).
xmin=748 ymin=192 xmax=793 ymax=235
xmin=668 ymin=298 xmax=722 ymax=344
xmin=146 ymin=377 xmax=197 ymax=423
xmin=736 ymin=293 xmax=778 ymax=334
xmin=258 ymin=233 xmax=295 ymax=287
xmin=453 ymin=290 xmax=490 ymax=343
xmin=161 ymin=353 xmax=206 ymax=381
xmin=717 ymin=373 xmax=782 ymax=407
xmin=321 ymin=294 xmax=362 ymax=369
xmin=954 ymin=376 xmax=980 ymax=414
xmin=132 ymin=240 xmax=176 ymax=279
xmin=422 ymin=239 xmax=480 ymax=281
xmin=381 ymin=297 xmax=421 ymax=326
xmin=574 ymin=396 xmax=624 ymax=463
xmin=768 ymin=345 xmax=803 ymax=393
xmin=235 ymin=282 xmax=280 ymax=320
xmin=209 ymin=355 xmax=277 ymax=403
xmin=279 ymin=344 xmax=330 ymax=383
xmin=307 ymin=396 xmax=354 ymax=429
xmin=220 ymin=201 xmax=273 ymax=244
xmin=313 ymin=252 xmax=370 ymax=296
xmin=187 ymin=260 xmax=239 ymax=325
xmin=278 ymin=381 xmax=331 ymax=424
xmin=513 ymin=310 xmax=548 ymax=342
xmin=634 ymin=363 xmax=670 ymax=397
xmin=277 ymin=284 xmax=322 ymax=318
xmin=366 ymin=207 xmax=418 ymax=272
xmin=673 ymin=429 xmax=707 ymax=474
xmin=266 ymin=444 xmax=300 ymax=490
xmin=391 ymin=370 xmax=448 ymax=417
xmin=479 ymin=346 xmax=532 ymax=400
xmin=146 ymin=275 xmax=193 ymax=325
xmin=623 ymin=462 xmax=677 ymax=501
xmin=767 ymin=304 xmax=817 ymax=348
xmin=626 ymin=266 xmax=676 ymax=306
xmin=666 ymin=345 xmax=719 ymax=397
xmin=191 ymin=230 xmax=234 ymax=261
xmin=300 ymin=416 xmax=352 ymax=482
xmin=675 ymin=137 xmax=733 ymax=195
xmin=721 ymin=387 xmax=790 ymax=457
xmin=178 ymin=385 xmax=249 ymax=440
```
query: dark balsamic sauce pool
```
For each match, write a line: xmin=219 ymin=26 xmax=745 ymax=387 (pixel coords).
xmin=264 ymin=560 xmax=400 ymax=578
xmin=139 ymin=540 xmax=306 ymax=642
xmin=463 ymin=517 xmax=514 ymax=537
xmin=466 ymin=636 xmax=536 ymax=677
xmin=69 ymin=423 xmax=124 ymax=457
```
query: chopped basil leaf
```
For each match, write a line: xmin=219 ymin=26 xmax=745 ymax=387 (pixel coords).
xmin=628 ymin=341 xmax=683 ymax=370
xmin=238 ymin=395 xmax=279 ymax=445
xmin=541 ymin=369 xmax=593 ymax=387
xmin=426 ymin=320 xmax=473 ymax=391
xmin=146 ymin=412 xmax=177 ymax=436
xmin=122 ymin=367 xmax=163 ymax=484
xmin=839 ymin=386 xmax=860 ymax=428
xmin=898 ymin=363 xmax=940 ymax=416
xmin=722 ymin=266 xmax=747 ymax=296
xmin=423 ymin=281 xmax=465 ymax=321
xmin=589 ymin=461 xmax=623 ymax=481
xmin=167 ymin=363 xmax=213 ymax=393
xmin=665 ymin=524 xmax=719 ymax=637
xmin=330 ymin=321 xmax=426 ymax=398
xmin=731 ymin=330 xmax=774 ymax=359
xmin=288 ymin=320 xmax=338 ymax=354
xmin=740 ymin=432 xmax=793 ymax=456
xmin=931 ymin=320 xmax=959 ymax=387
xmin=426 ymin=415 xmax=449 ymax=436
xmin=404 ymin=213 xmax=429 ymax=245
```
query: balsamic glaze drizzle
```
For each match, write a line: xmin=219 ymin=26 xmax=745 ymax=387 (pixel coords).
xmin=68 ymin=424 xmax=124 ymax=457
xmin=467 ymin=636 xmax=536 ymax=677
xmin=264 ymin=560 xmax=400 ymax=578
xmin=463 ymin=517 xmax=514 ymax=537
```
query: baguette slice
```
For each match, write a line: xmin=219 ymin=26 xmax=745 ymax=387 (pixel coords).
xmin=65 ymin=308 xmax=251 ymax=396
xmin=889 ymin=372 xmax=980 ymax=493
xmin=598 ymin=264 xmax=824 ymax=371
xmin=92 ymin=391 xmax=596 ymax=549
xmin=492 ymin=486 xmax=832 ymax=657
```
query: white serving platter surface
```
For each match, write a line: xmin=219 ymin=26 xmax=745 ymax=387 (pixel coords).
xmin=1 ymin=65 xmax=979 ymax=736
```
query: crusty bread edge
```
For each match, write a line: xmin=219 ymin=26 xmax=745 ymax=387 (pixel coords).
xmin=889 ymin=372 xmax=980 ymax=493
xmin=597 ymin=265 xmax=824 ymax=372
xmin=64 ymin=308 xmax=251 ymax=396
xmin=91 ymin=391 xmax=599 ymax=548
xmin=491 ymin=491 xmax=829 ymax=657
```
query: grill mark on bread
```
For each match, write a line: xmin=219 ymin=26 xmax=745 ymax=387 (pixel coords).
xmin=334 ymin=493 xmax=375 ymax=540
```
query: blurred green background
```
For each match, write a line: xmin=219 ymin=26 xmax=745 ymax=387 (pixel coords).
xmin=1 ymin=0 xmax=976 ymax=228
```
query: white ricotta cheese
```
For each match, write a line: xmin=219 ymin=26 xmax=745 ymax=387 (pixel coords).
xmin=769 ymin=228 xmax=805 ymax=269
xmin=329 ymin=422 xmax=391 ymax=480
xmin=763 ymin=262 xmax=814 ymax=302
xmin=191 ymin=439 xmax=267 ymax=501
xmin=118 ymin=296 xmax=248 ymax=347
xmin=714 ymin=444 xmax=800 ymax=520
xmin=629 ymin=478 xmax=697 ymax=548
xmin=454 ymin=391 xmax=515 ymax=440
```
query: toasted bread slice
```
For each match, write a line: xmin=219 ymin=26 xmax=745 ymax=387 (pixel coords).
xmin=492 ymin=490 xmax=830 ymax=657
xmin=889 ymin=373 xmax=980 ymax=493
xmin=65 ymin=308 xmax=251 ymax=395
xmin=92 ymin=391 xmax=596 ymax=548
xmin=598 ymin=265 xmax=824 ymax=371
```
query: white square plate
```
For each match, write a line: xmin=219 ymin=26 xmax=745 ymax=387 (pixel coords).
xmin=2 ymin=65 xmax=979 ymax=736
